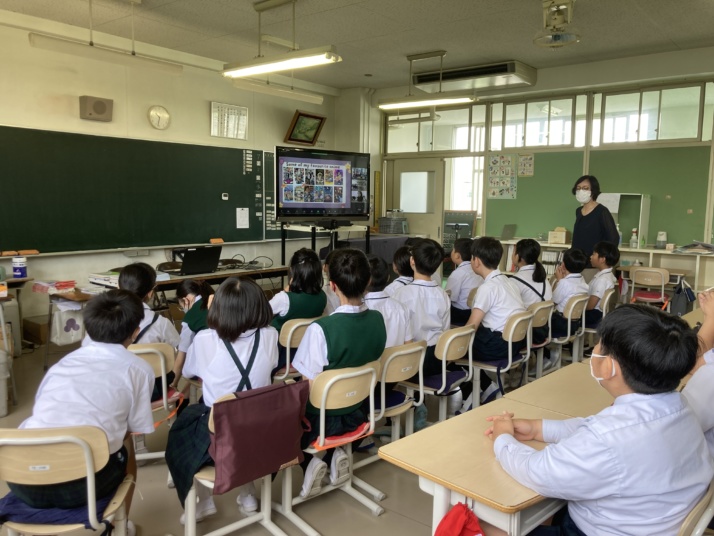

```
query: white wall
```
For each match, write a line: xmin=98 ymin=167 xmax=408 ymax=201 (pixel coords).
xmin=0 ymin=17 xmax=342 ymax=316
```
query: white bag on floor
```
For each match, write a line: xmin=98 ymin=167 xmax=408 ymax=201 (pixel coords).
xmin=50 ymin=310 xmax=84 ymax=346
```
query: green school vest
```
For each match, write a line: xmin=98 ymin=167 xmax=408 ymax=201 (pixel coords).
xmin=183 ymin=299 xmax=209 ymax=334
xmin=271 ymin=291 xmax=327 ymax=331
xmin=306 ymin=310 xmax=387 ymax=416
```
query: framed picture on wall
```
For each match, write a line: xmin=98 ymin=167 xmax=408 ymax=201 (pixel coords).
xmin=284 ymin=110 xmax=326 ymax=146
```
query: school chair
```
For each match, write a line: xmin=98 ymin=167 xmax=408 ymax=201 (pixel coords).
xmin=127 ymin=343 xmax=182 ymax=465
xmin=352 ymin=340 xmax=426 ymax=501
xmin=0 ymin=298 xmax=17 ymax=408
xmin=526 ymin=300 xmax=555 ymax=381
xmin=677 ymin=480 xmax=714 ymax=536
xmin=550 ymin=293 xmax=589 ymax=365
xmin=583 ymin=287 xmax=617 ymax=347
xmin=629 ymin=267 xmax=671 ymax=311
xmin=274 ymin=361 xmax=382 ymax=536
xmin=0 ymin=426 xmax=134 ymax=536
xmin=183 ymin=394 xmax=289 ymax=536
xmin=467 ymin=286 xmax=478 ymax=309
xmin=274 ymin=317 xmax=320 ymax=382
xmin=470 ymin=311 xmax=534 ymax=406
xmin=400 ymin=325 xmax=475 ymax=423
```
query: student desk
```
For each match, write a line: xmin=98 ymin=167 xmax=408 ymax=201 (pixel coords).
xmin=504 ymin=363 xmax=614 ymax=418
xmin=0 ymin=296 xmax=16 ymax=412
xmin=7 ymin=277 xmax=33 ymax=355
xmin=379 ymin=398 xmax=570 ymax=535
xmin=153 ymin=265 xmax=289 ymax=292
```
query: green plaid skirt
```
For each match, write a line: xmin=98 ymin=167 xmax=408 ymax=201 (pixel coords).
xmin=165 ymin=402 xmax=213 ymax=508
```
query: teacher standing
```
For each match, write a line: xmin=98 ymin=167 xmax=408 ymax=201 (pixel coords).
xmin=571 ymin=175 xmax=619 ymax=259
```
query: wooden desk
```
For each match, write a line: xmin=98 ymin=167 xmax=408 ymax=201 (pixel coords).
xmin=379 ymin=398 xmax=570 ymax=535
xmin=505 ymin=363 xmax=613 ymax=418
xmin=153 ymin=265 xmax=289 ymax=292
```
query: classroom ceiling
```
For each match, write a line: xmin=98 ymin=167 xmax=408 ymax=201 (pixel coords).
xmin=2 ymin=0 xmax=714 ymax=91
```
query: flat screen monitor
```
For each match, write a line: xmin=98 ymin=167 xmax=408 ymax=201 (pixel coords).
xmin=275 ymin=146 xmax=370 ymax=224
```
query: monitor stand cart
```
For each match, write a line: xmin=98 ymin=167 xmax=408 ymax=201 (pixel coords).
xmin=280 ymin=221 xmax=370 ymax=265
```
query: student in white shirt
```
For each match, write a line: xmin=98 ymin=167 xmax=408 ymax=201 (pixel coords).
xmin=463 ymin=237 xmax=527 ymax=408
xmin=166 ymin=277 xmax=278 ymax=523
xmin=485 ymin=305 xmax=713 ymax=536
xmin=551 ymin=248 xmax=589 ymax=338
xmin=173 ymin=279 xmax=214 ymax=388
xmin=446 ymin=238 xmax=483 ymax=326
xmin=364 ymin=255 xmax=413 ymax=348
xmin=510 ymin=239 xmax=553 ymax=345
xmin=585 ymin=241 xmax=620 ymax=328
xmin=682 ymin=289 xmax=714 ymax=460
xmin=9 ymin=290 xmax=154 ymax=533
xmin=393 ymin=239 xmax=451 ymax=377
xmin=384 ymin=245 xmax=414 ymax=297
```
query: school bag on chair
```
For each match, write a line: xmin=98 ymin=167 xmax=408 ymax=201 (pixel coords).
xmin=208 ymin=380 xmax=310 ymax=494
xmin=671 ymin=279 xmax=696 ymax=317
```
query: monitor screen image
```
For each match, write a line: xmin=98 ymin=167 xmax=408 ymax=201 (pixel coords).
xmin=275 ymin=146 xmax=370 ymax=223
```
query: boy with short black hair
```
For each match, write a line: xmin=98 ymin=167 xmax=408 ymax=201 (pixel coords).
xmin=551 ymin=247 xmax=589 ymax=338
xmin=464 ymin=237 xmax=526 ymax=408
xmin=7 ymin=290 xmax=154 ymax=532
xmin=486 ymin=305 xmax=713 ymax=536
xmin=393 ymin=239 xmax=451 ymax=377
xmin=293 ymin=248 xmax=387 ymax=499
xmin=446 ymin=238 xmax=483 ymax=326
xmin=364 ymin=255 xmax=413 ymax=348
xmin=585 ymin=241 xmax=620 ymax=328
xmin=384 ymin=245 xmax=414 ymax=297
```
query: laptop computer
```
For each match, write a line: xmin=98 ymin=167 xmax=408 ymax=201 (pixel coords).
xmin=499 ymin=224 xmax=517 ymax=240
xmin=175 ymin=245 xmax=222 ymax=276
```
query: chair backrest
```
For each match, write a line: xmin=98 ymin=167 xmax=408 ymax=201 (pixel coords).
xmin=467 ymin=287 xmax=478 ymax=309
xmin=435 ymin=325 xmax=476 ymax=362
xmin=279 ymin=317 xmax=320 ymax=349
xmin=600 ymin=287 xmax=618 ymax=316
xmin=309 ymin=361 xmax=379 ymax=412
xmin=527 ymin=300 xmax=554 ymax=329
xmin=562 ymin=293 xmax=589 ymax=321
xmin=631 ymin=267 xmax=669 ymax=290
xmin=208 ymin=393 xmax=236 ymax=432
xmin=128 ymin=343 xmax=176 ymax=411
xmin=678 ymin=482 xmax=714 ymax=536
xmin=128 ymin=343 xmax=176 ymax=378
xmin=379 ymin=340 xmax=427 ymax=384
xmin=501 ymin=311 xmax=533 ymax=344
xmin=0 ymin=426 xmax=109 ymax=530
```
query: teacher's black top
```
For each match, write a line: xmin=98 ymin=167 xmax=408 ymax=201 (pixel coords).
xmin=572 ymin=203 xmax=619 ymax=257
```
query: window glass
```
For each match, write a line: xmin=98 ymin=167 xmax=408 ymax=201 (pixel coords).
xmin=490 ymin=103 xmax=503 ymax=151
xmin=591 ymin=94 xmax=602 ymax=147
xmin=549 ymin=98 xmax=573 ymax=146
xmin=504 ymin=103 xmax=525 ymax=148
xmin=603 ymin=93 xmax=640 ymax=143
xmin=704 ymin=82 xmax=714 ymax=142
xmin=419 ymin=121 xmax=434 ymax=152
xmin=400 ymin=171 xmax=433 ymax=212
xmin=525 ymin=101 xmax=548 ymax=146
xmin=431 ymin=108 xmax=470 ymax=151
xmin=659 ymin=86 xmax=701 ymax=140
xmin=386 ymin=115 xmax=420 ymax=153
xmin=575 ymin=95 xmax=587 ymax=147
xmin=448 ymin=156 xmax=484 ymax=214
xmin=472 ymin=104 xmax=487 ymax=152
xmin=639 ymin=91 xmax=658 ymax=141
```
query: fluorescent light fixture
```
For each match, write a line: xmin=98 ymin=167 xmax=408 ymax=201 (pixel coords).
xmin=388 ymin=111 xmax=440 ymax=125
xmin=28 ymin=33 xmax=183 ymax=75
xmin=232 ymin=79 xmax=324 ymax=105
xmin=379 ymin=92 xmax=476 ymax=111
xmin=222 ymin=46 xmax=341 ymax=78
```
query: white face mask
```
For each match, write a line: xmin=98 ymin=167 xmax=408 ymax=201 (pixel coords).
xmin=590 ymin=352 xmax=615 ymax=385
xmin=576 ymin=190 xmax=592 ymax=204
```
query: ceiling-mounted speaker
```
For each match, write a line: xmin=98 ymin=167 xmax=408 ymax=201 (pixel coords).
xmin=79 ymin=95 xmax=113 ymax=122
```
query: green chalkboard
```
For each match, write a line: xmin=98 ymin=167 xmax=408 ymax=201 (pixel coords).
xmin=589 ymin=146 xmax=710 ymax=245
xmin=1 ymin=126 xmax=264 ymax=253
xmin=485 ymin=151 xmax=585 ymax=239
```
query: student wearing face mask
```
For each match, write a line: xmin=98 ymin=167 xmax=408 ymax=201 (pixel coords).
xmin=571 ymin=175 xmax=619 ymax=265
xmin=483 ymin=305 xmax=713 ymax=536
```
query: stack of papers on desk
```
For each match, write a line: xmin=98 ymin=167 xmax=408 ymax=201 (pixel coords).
xmin=88 ymin=271 xmax=120 ymax=287
xmin=674 ymin=241 xmax=714 ymax=255
xmin=76 ymin=285 xmax=105 ymax=295
xmin=156 ymin=271 xmax=170 ymax=281
xmin=32 ymin=280 xmax=77 ymax=294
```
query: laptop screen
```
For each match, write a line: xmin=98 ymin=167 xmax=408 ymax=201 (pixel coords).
xmin=175 ymin=246 xmax=222 ymax=275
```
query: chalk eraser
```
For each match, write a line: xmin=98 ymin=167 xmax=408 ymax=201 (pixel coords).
xmin=1 ymin=251 xmax=18 ymax=257
xmin=210 ymin=238 xmax=224 ymax=244
xmin=18 ymin=249 xmax=40 ymax=256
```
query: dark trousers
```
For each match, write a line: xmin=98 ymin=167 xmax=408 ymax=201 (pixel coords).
xmin=528 ymin=505 xmax=587 ymax=536
xmin=272 ymin=343 xmax=298 ymax=377
xmin=151 ymin=371 xmax=176 ymax=402
xmin=8 ymin=446 xmax=128 ymax=509
xmin=584 ymin=309 xmax=603 ymax=329
xmin=450 ymin=305 xmax=471 ymax=326
xmin=551 ymin=312 xmax=581 ymax=339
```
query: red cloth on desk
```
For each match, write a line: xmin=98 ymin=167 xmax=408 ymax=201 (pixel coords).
xmin=435 ymin=502 xmax=484 ymax=536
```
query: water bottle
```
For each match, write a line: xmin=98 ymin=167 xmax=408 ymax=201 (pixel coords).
xmin=629 ymin=229 xmax=638 ymax=249
xmin=617 ymin=224 xmax=622 ymax=246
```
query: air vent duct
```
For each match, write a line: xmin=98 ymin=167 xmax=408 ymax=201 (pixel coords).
xmin=413 ymin=60 xmax=536 ymax=93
